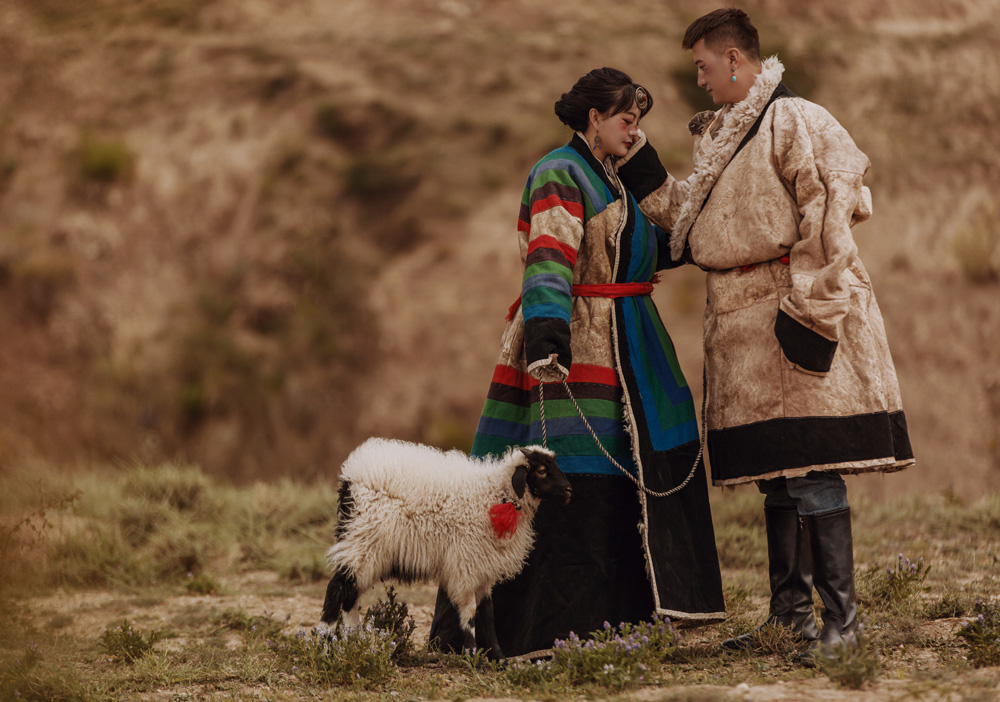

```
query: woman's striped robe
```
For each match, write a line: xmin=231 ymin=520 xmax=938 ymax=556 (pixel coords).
xmin=431 ymin=133 xmax=725 ymax=657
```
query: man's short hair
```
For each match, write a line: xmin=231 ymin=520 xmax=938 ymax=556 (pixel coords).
xmin=681 ymin=7 xmax=761 ymax=62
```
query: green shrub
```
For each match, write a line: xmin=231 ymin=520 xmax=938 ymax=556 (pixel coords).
xmin=814 ymin=626 xmax=881 ymax=689
xmin=148 ymin=524 xmax=209 ymax=578
xmin=361 ymin=586 xmax=416 ymax=661
xmin=48 ymin=525 xmax=147 ymax=588
xmin=115 ymin=497 xmax=173 ymax=548
xmin=121 ymin=462 xmax=211 ymax=513
xmin=957 ymin=600 xmax=1000 ymax=668
xmin=234 ymin=479 xmax=338 ymax=570
xmin=272 ymin=624 xmax=398 ymax=688
xmin=952 ymin=199 xmax=1000 ymax=284
xmin=268 ymin=590 xmax=414 ymax=687
xmin=547 ymin=615 xmax=678 ymax=692
xmin=184 ymin=572 xmax=222 ymax=595
xmin=341 ymin=152 xmax=420 ymax=204
xmin=925 ymin=591 xmax=971 ymax=619
xmin=501 ymin=656 xmax=564 ymax=691
xmin=315 ymin=103 xmax=360 ymax=144
xmin=733 ymin=620 xmax=806 ymax=655
xmin=0 ymin=644 xmax=88 ymax=702
xmin=98 ymin=619 xmax=159 ymax=664
xmin=71 ymin=132 xmax=134 ymax=184
xmin=214 ymin=607 xmax=286 ymax=641
xmin=858 ymin=553 xmax=930 ymax=613
xmin=280 ymin=552 xmax=328 ymax=583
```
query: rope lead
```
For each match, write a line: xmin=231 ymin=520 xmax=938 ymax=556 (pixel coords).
xmin=538 ymin=367 xmax=708 ymax=498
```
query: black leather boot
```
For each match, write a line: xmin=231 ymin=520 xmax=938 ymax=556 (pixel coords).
xmin=800 ymin=506 xmax=857 ymax=667
xmin=722 ymin=506 xmax=819 ymax=650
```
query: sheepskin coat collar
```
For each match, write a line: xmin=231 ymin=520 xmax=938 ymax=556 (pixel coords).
xmin=669 ymin=56 xmax=785 ymax=261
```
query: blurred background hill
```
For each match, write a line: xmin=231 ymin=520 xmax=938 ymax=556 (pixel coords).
xmin=0 ymin=0 xmax=997 ymax=496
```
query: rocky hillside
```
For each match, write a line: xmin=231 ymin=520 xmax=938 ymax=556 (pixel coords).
xmin=0 ymin=0 xmax=997 ymax=494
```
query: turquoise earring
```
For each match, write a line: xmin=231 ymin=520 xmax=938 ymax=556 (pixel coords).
xmin=731 ymin=74 xmax=737 ymax=83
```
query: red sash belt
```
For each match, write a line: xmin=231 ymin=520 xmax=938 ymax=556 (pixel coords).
xmin=506 ymin=280 xmax=656 ymax=322
xmin=739 ymin=254 xmax=790 ymax=273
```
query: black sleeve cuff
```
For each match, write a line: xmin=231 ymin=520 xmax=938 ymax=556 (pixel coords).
xmin=774 ymin=309 xmax=837 ymax=373
xmin=616 ymin=141 xmax=669 ymax=202
xmin=524 ymin=317 xmax=572 ymax=370
xmin=655 ymin=230 xmax=684 ymax=271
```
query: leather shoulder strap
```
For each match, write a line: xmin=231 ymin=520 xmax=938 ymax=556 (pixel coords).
xmin=698 ymin=83 xmax=796 ymax=215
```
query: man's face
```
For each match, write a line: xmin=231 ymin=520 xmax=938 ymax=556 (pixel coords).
xmin=691 ymin=38 xmax=740 ymax=105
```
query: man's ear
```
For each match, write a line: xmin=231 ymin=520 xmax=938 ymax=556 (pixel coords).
xmin=511 ymin=465 xmax=529 ymax=500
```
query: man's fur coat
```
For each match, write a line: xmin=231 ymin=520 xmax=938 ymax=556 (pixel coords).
xmin=618 ymin=57 xmax=915 ymax=485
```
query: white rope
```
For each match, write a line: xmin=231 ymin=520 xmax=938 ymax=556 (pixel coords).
xmin=538 ymin=366 xmax=708 ymax=498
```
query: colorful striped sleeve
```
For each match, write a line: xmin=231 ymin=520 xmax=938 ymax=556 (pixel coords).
xmin=519 ymin=160 xmax=585 ymax=372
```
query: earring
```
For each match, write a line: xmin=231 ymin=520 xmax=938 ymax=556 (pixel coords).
xmin=593 ymin=134 xmax=601 ymax=152
xmin=731 ymin=66 xmax=737 ymax=83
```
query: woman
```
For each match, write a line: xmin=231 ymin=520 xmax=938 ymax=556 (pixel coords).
xmin=430 ymin=67 xmax=725 ymax=658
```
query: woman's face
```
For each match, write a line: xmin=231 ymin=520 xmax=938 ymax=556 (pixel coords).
xmin=594 ymin=102 xmax=641 ymax=158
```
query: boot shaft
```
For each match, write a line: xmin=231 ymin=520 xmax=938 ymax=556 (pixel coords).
xmin=765 ymin=506 xmax=816 ymax=631
xmin=803 ymin=506 xmax=857 ymax=645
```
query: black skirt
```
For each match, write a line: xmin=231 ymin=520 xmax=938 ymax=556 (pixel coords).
xmin=429 ymin=474 xmax=656 ymax=657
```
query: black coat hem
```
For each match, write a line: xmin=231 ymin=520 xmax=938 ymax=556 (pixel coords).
xmin=708 ymin=410 xmax=914 ymax=483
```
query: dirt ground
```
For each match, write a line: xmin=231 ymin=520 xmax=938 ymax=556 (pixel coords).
xmin=16 ymin=572 xmax=999 ymax=702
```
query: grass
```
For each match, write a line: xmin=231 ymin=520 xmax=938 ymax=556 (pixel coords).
xmin=68 ymin=131 xmax=135 ymax=185
xmin=1 ymin=463 xmax=999 ymax=700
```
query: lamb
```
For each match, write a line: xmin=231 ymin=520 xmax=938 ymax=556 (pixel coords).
xmin=320 ymin=437 xmax=572 ymax=659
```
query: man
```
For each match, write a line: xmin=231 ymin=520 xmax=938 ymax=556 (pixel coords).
xmin=615 ymin=7 xmax=914 ymax=663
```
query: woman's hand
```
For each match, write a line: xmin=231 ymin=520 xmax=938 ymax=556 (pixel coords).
xmin=614 ymin=128 xmax=648 ymax=169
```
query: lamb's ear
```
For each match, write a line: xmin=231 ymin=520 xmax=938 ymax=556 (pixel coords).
xmin=511 ymin=465 xmax=529 ymax=500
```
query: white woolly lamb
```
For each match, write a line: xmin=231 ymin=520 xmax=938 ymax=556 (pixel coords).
xmin=320 ymin=438 xmax=572 ymax=659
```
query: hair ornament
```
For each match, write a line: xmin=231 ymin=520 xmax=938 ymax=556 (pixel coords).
xmin=634 ymin=86 xmax=649 ymax=110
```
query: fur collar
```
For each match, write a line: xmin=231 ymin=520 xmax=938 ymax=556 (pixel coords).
xmin=670 ymin=56 xmax=785 ymax=261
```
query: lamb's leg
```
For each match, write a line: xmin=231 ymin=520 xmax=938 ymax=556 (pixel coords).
xmin=475 ymin=593 xmax=505 ymax=661
xmin=456 ymin=598 xmax=478 ymax=655
xmin=321 ymin=566 xmax=360 ymax=625
xmin=343 ymin=602 xmax=362 ymax=628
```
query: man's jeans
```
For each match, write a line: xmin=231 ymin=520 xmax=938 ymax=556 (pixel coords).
xmin=757 ymin=472 xmax=848 ymax=516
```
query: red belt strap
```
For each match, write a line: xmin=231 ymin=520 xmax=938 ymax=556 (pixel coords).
xmin=740 ymin=254 xmax=790 ymax=273
xmin=573 ymin=281 xmax=655 ymax=297
xmin=506 ymin=280 xmax=656 ymax=322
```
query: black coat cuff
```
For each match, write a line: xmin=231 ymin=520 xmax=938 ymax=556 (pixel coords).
xmin=524 ymin=317 xmax=572 ymax=371
xmin=616 ymin=141 xmax=668 ymax=202
xmin=774 ymin=309 xmax=837 ymax=373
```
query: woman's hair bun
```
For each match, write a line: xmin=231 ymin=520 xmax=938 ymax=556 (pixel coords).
xmin=553 ymin=67 xmax=653 ymax=132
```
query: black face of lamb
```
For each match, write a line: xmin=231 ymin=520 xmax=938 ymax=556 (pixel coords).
xmin=521 ymin=449 xmax=572 ymax=505
xmin=335 ymin=479 xmax=355 ymax=541
xmin=321 ymin=566 xmax=359 ymax=624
